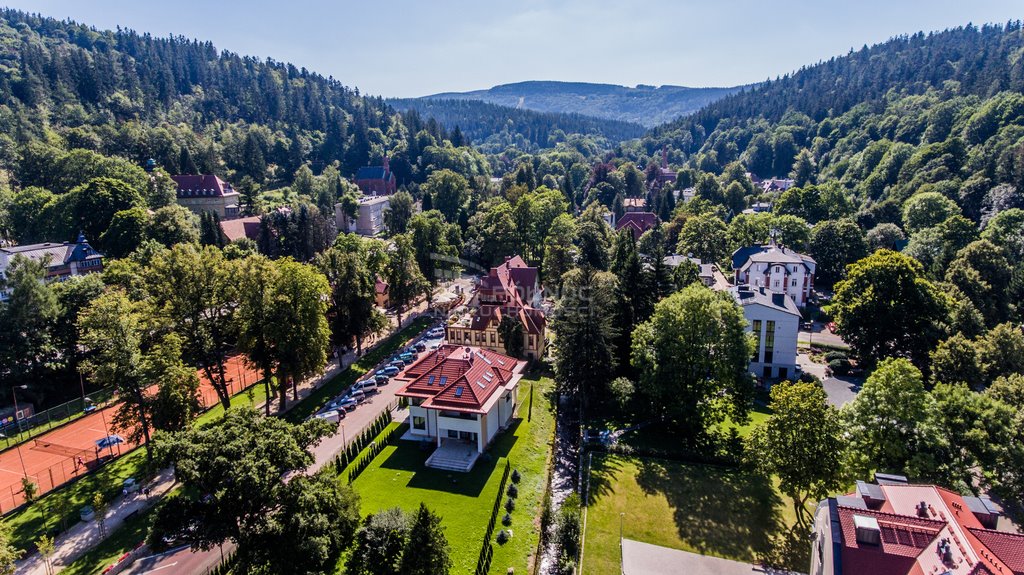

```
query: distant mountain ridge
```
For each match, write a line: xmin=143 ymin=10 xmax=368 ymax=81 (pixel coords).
xmin=421 ymin=81 xmax=745 ymax=127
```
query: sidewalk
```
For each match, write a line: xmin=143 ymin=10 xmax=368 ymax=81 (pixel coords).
xmin=14 ymin=309 xmax=432 ymax=575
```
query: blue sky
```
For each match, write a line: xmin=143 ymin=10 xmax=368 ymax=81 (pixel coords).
xmin=4 ymin=1 xmax=1022 ymax=97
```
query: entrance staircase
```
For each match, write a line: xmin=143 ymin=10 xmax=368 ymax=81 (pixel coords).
xmin=425 ymin=439 xmax=479 ymax=472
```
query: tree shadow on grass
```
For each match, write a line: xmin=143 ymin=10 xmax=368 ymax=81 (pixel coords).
xmin=634 ymin=458 xmax=786 ymax=562
xmin=379 ymin=420 xmax=524 ymax=498
xmin=587 ymin=454 xmax=626 ymax=503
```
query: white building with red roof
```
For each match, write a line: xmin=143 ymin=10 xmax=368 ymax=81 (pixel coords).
xmin=396 ymin=344 xmax=526 ymax=471
xmin=812 ymin=476 xmax=1024 ymax=575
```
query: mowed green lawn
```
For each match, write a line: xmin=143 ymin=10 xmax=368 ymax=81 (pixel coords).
xmin=583 ymin=454 xmax=797 ymax=575
xmin=345 ymin=373 xmax=556 ymax=574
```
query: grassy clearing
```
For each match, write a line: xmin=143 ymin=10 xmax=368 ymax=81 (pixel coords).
xmin=342 ymin=373 xmax=557 ymax=574
xmin=285 ymin=316 xmax=433 ymax=423
xmin=583 ymin=454 xmax=798 ymax=575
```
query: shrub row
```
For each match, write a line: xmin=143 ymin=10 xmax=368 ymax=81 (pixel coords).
xmin=343 ymin=421 xmax=405 ymax=485
xmin=333 ymin=410 xmax=393 ymax=474
xmin=475 ymin=460 xmax=512 ymax=575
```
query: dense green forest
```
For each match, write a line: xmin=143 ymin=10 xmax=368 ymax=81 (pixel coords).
xmin=389 ymin=97 xmax=645 ymax=152
xmin=424 ymin=80 xmax=744 ymax=127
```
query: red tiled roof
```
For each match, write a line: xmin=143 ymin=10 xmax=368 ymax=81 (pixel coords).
xmin=171 ymin=174 xmax=235 ymax=197
xmin=375 ymin=275 xmax=388 ymax=295
xmin=833 ymin=483 xmax=1023 ymax=575
xmin=616 ymin=212 xmax=658 ymax=237
xmin=395 ymin=345 xmax=524 ymax=413
xmin=219 ymin=216 xmax=261 ymax=242
xmin=968 ymin=529 xmax=1024 ymax=574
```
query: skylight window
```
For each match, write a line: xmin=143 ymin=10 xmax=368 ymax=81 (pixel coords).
xmin=439 ymin=376 xmax=448 ymax=386
xmin=427 ymin=375 xmax=435 ymax=386
xmin=476 ymin=380 xmax=486 ymax=389
xmin=482 ymin=371 xmax=493 ymax=382
xmin=454 ymin=386 xmax=464 ymax=397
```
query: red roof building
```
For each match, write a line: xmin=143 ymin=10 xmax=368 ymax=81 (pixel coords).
xmin=171 ymin=174 xmax=240 ymax=219
xmin=446 ymin=256 xmax=547 ymax=360
xmin=615 ymin=212 xmax=659 ymax=239
xmin=396 ymin=345 xmax=526 ymax=470
xmin=354 ymin=156 xmax=397 ymax=196
xmin=812 ymin=477 xmax=1023 ymax=575
xmin=219 ymin=215 xmax=262 ymax=243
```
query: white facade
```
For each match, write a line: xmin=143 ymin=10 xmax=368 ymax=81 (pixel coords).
xmin=733 ymin=244 xmax=816 ymax=307
xmin=731 ymin=286 xmax=800 ymax=381
xmin=405 ymin=383 xmax=518 ymax=453
xmin=336 ymin=195 xmax=389 ymax=236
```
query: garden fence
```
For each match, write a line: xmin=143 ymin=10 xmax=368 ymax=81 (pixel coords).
xmin=475 ymin=460 xmax=511 ymax=575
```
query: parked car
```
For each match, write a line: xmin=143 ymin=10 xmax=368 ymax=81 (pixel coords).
xmin=336 ymin=397 xmax=359 ymax=412
xmin=382 ymin=366 xmax=400 ymax=376
xmin=389 ymin=358 xmax=407 ymax=368
xmin=374 ymin=374 xmax=390 ymax=385
xmin=414 ymin=342 xmax=427 ymax=352
xmin=354 ymin=379 xmax=378 ymax=393
xmin=346 ymin=389 xmax=367 ymax=403
xmin=399 ymin=352 xmax=415 ymax=363
xmin=316 ymin=410 xmax=343 ymax=423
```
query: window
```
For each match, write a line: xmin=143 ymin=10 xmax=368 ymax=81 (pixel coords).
xmin=454 ymin=386 xmax=464 ymax=397
xmin=447 ymin=429 xmax=459 ymax=439
xmin=751 ymin=320 xmax=762 ymax=362
xmin=413 ymin=416 xmax=426 ymax=430
xmin=764 ymin=321 xmax=775 ymax=364
xmin=439 ymin=376 xmax=447 ymax=386
xmin=490 ymin=332 xmax=496 ymax=344
xmin=427 ymin=375 xmax=435 ymax=386
xmin=773 ymin=280 xmax=779 ymax=288
xmin=791 ymin=279 xmax=797 ymax=287
xmin=528 ymin=335 xmax=535 ymax=348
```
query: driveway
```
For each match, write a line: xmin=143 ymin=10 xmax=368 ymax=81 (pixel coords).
xmin=621 ymin=539 xmax=802 ymax=575
xmin=798 ymin=321 xmax=848 ymax=349
xmin=797 ymin=353 xmax=862 ymax=407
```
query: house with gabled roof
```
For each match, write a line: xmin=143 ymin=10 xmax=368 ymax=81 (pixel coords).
xmin=354 ymin=156 xmax=397 ymax=195
xmin=171 ymin=174 xmax=240 ymax=219
xmin=812 ymin=476 xmax=1024 ymax=575
xmin=731 ymin=239 xmax=816 ymax=307
xmin=0 ymin=233 xmax=104 ymax=300
xmin=446 ymin=256 xmax=547 ymax=360
xmin=395 ymin=345 xmax=526 ymax=471
xmin=615 ymin=211 xmax=659 ymax=240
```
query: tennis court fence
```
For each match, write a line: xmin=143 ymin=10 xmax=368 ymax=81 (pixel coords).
xmin=0 ymin=388 xmax=115 ymax=452
xmin=0 ymin=437 xmax=110 ymax=513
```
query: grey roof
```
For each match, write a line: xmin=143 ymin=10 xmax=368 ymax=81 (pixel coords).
xmin=356 ymin=166 xmax=390 ymax=180
xmin=731 ymin=243 xmax=816 ymax=270
xmin=856 ymin=480 xmax=887 ymax=503
xmin=962 ymin=496 xmax=1001 ymax=516
xmin=663 ymin=255 xmax=714 ymax=278
xmin=835 ymin=495 xmax=868 ymax=509
xmin=729 ymin=286 xmax=801 ymax=317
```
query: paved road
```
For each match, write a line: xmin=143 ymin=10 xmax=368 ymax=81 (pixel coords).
xmin=115 ymin=319 xmax=439 ymax=575
xmin=620 ymin=539 xmax=804 ymax=575
xmin=797 ymin=353 xmax=862 ymax=407
xmin=122 ymin=543 xmax=232 ymax=575
xmin=798 ymin=321 xmax=849 ymax=349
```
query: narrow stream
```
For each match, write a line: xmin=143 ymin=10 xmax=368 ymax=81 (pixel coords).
xmin=537 ymin=393 xmax=580 ymax=575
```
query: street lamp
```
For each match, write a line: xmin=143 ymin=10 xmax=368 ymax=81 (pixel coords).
xmin=11 ymin=385 xmax=29 ymax=480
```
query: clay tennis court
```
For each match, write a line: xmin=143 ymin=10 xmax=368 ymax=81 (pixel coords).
xmin=0 ymin=354 xmax=259 ymax=513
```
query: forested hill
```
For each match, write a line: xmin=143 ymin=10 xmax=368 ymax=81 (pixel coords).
xmin=642 ymin=23 xmax=1024 ymax=179
xmin=422 ymin=81 xmax=743 ymax=127
xmin=0 ymin=8 xmax=493 ymax=194
xmin=388 ymin=97 xmax=645 ymax=152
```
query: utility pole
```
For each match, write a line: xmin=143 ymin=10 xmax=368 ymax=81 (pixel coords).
xmin=11 ymin=385 xmax=29 ymax=480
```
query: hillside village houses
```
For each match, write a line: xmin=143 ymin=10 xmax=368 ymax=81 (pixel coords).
xmin=396 ymin=344 xmax=526 ymax=472
xmin=445 ymin=256 xmax=547 ymax=361
xmin=0 ymin=233 xmax=104 ymax=300
xmin=170 ymin=174 xmax=241 ymax=220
